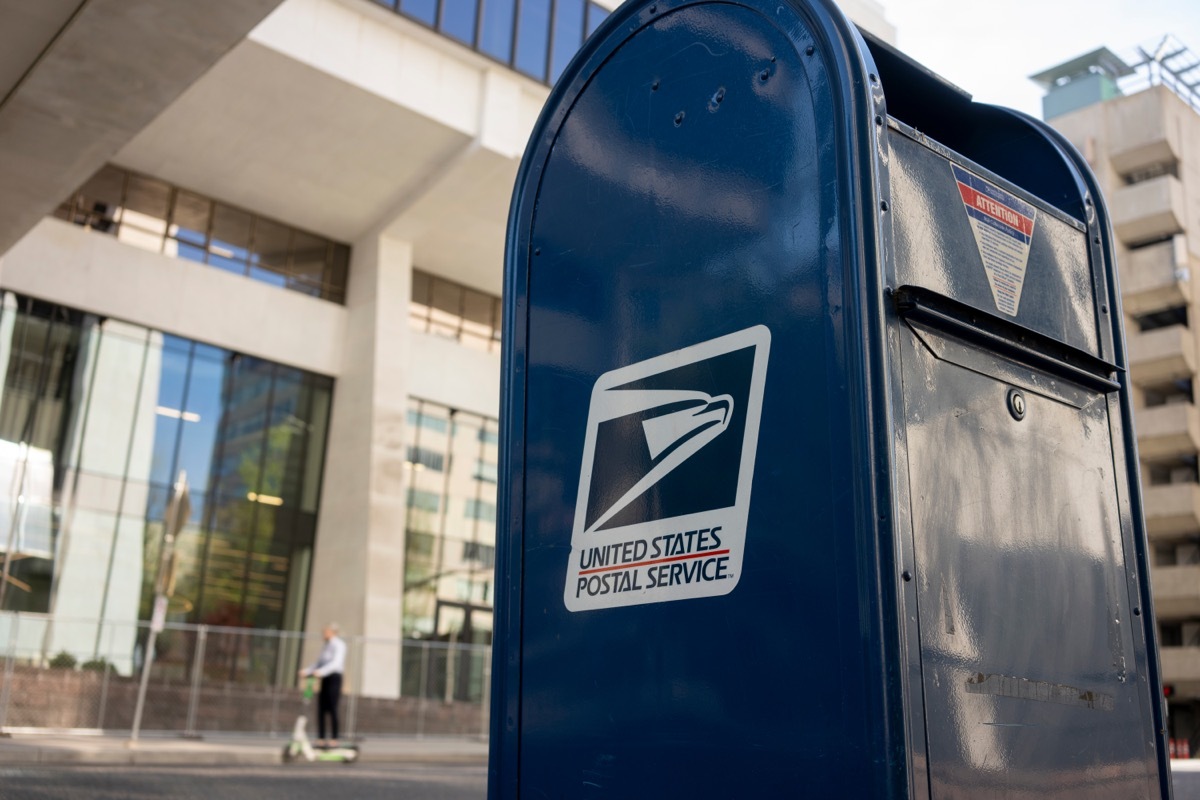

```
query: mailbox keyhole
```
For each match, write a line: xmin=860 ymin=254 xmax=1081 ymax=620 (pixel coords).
xmin=1007 ymin=389 xmax=1026 ymax=421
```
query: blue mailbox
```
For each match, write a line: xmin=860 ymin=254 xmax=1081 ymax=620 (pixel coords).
xmin=490 ymin=0 xmax=1173 ymax=796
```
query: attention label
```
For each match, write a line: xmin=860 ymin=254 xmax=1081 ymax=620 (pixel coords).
xmin=952 ymin=164 xmax=1037 ymax=317
xmin=564 ymin=326 xmax=771 ymax=612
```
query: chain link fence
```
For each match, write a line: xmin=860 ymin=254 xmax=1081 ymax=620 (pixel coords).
xmin=0 ymin=612 xmax=490 ymax=739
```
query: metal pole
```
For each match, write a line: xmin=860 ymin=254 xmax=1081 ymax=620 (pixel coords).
xmin=345 ymin=637 xmax=360 ymax=741
xmin=444 ymin=631 xmax=458 ymax=704
xmin=183 ymin=625 xmax=207 ymax=738
xmin=417 ymin=641 xmax=430 ymax=739
xmin=480 ymin=644 xmax=491 ymax=740
xmin=129 ymin=623 xmax=157 ymax=742
xmin=130 ymin=471 xmax=189 ymax=744
xmin=0 ymin=612 xmax=19 ymax=734
xmin=96 ymin=622 xmax=114 ymax=729
xmin=269 ymin=634 xmax=281 ymax=737
xmin=0 ymin=446 xmax=31 ymax=610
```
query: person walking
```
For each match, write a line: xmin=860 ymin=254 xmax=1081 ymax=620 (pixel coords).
xmin=299 ymin=623 xmax=346 ymax=747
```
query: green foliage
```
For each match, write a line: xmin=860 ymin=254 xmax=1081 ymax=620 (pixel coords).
xmin=80 ymin=657 xmax=111 ymax=672
xmin=48 ymin=651 xmax=77 ymax=669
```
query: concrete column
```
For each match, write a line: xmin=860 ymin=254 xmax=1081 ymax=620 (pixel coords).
xmin=306 ymin=232 xmax=412 ymax=698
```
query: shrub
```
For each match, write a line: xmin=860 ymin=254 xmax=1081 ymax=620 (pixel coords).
xmin=80 ymin=658 xmax=111 ymax=672
xmin=48 ymin=651 xmax=78 ymax=669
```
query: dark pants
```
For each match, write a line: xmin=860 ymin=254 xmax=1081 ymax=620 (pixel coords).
xmin=317 ymin=673 xmax=342 ymax=741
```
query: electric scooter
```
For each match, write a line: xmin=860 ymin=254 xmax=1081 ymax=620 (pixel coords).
xmin=282 ymin=677 xmax=359 ymax=763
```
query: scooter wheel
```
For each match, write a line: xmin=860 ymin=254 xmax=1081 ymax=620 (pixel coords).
xmin=282 ymin=745 xmax=295 ymax=763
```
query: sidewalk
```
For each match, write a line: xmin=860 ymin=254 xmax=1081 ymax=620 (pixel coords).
xmin=0 ymin=732 xmax=488 ymax=766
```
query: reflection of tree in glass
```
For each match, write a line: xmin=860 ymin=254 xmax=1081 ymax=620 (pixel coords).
xmin=202 ymin=420 xmax=297 ymax=626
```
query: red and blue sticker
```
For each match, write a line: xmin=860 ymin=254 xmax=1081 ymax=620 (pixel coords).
xmin=952 ymin=164 xmax=1037 ymax=317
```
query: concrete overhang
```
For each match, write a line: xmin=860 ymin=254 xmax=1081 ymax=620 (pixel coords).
xmin=115 ymin=1 xmax=551 ymax=297
xmin=113 ymin=39 xmax=475 ymax=252
xmin=0 ymin=0 xmax=285 ymax=257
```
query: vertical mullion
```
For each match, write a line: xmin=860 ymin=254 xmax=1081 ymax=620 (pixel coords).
xmin=284 ymin=228 xmax=297 ymax=295
xmin=489 ymin=296 xmax=501 ymax=354
xmin=433 ymin=408 xmax=456 ymax=613
xmin=473 ymin=0 xmax=485 ymax=49
xmin=201 ymin=200 xmax=216 ymax=265
xmin=543 ymin=0 xmax=556 ymax=85
xmin=162 ymin=183 xmax=180 ymax=257
xmin=424 ymin=274 xmax=434 ymax=334
xmin=244 ymin=215 xmax=259 ymax=278
xmin=456 ymin=283 xmax=467 ymax=343
xmin=93 ymin=327 xmax=152 ymax=648
xmin=192 ymin=351 xmax=236 ymax=625
xmin=235 ymin=363 xmax=277 ymax=628
xmin=166 ymin=342 xmax=196 ymax=497
xmin=406 ymin=399 xmax=424 ymax=534
xmin=579 ymin=0 xmax=588 ymax=52
xmin=117 ymin=170 xmax=131 ymax=245
xmin=319 ymin=240 xmax=333 ymax=301
xmin=509 ymin=0 xmax=522 ymax=70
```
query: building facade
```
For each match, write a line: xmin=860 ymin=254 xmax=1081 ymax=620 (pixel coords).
xmin=1036 ymin=39 xmax=1200 ymax=749
xmin=0 ymin=0 xmax=895 ymax=699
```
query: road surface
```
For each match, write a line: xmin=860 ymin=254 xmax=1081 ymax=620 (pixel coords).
xmin=0 ymin=762 xmax=486 ymax=799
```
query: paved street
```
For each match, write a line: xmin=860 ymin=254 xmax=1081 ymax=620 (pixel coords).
xmin=1176 ymin=762 xmax=1200 ymax=800
xmin=0 ymin=763 xmax=486 ymax=800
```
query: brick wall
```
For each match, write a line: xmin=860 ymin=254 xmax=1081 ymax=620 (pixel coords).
xmin=0 ymin=665 xmax=484 ymax=736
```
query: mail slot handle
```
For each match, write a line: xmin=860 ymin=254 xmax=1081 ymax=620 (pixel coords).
xmin=893 ymin=286 xmax=1120 ymax=394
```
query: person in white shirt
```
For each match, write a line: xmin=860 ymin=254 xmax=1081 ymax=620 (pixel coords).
xmin=299 ymin=623 xmax=347 ymax=746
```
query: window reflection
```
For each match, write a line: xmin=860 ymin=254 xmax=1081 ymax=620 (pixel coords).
xmin=369 ymin=0 xmax=608 ymax=85
xmin=409 ymin=269 xmax=502 ymax=352
xmin=440 ymin=0 xmax=477 ymax=45
xmin=550 ymin=0 xmax=585 ymax=83
xmin=514 ymin=0 xmax=552 ymax=81
xmin=402 ymin=399 xmax=496 ymax=647
xmin=479 ymin=0 xmax=516 ymax=63
xmin=0 ymin=293 xmax=333 ymax=681
xmin=55 ymin=166 xmax=351 ymax=305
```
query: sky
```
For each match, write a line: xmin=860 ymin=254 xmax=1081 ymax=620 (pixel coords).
xmin=880 ymin=0 xmax=1200 ymax=117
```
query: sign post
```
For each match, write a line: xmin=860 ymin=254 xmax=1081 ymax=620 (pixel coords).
xmin=129 ymin=470 xmax=189 ymax=744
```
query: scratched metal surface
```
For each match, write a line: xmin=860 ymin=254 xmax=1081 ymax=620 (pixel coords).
xmin=889 ymin=131 xmax=1100 ymax=358
xmin=899 ymin=320 xmax=1158 ymax=798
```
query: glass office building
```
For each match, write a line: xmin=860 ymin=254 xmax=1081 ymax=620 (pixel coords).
xmin=0 ymin=293 xmax=332 ymax=643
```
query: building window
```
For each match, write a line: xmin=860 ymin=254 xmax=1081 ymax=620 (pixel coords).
xmin=1133 ymin=305 xmax=1188 ymax=333
xmin=402 ymin=399 xmax=497 ymax=644
xmin=407 ymin=488 xmax=442 ymax=513
xmin=462 ymin=541 xmax=495 ymax=569
xmin=408 ymin=409 xmax=449 ymax=434
xmin=464 ymin=498 xmax=496 ymax=520
xmin=410 ymin=270 xmax=502 ymax=352
xmin=54 ymin=165 xmax=351 ymax=304
xmin=1123 ymin=160 xmax=1179 ymax=186
xmin=406 ymin=445 xmax=446 ymax=472
xmin=0 ymin=293 xmax=333 ymax=680
xmin=473 ymin=460 xmax=498 ymax=483
xmin=370 ymin=0 xmax=609 ymax=85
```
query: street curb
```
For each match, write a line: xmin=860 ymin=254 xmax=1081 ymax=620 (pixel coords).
xmin=0 ymin=747 xmax=282 ymax=766
xmin=0 ymin=742 xmax=488 ymax=767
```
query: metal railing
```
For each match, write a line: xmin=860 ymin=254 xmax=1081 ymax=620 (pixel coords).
xmin=1119 ymin=35 xmax=1200 ymax=114
xmin=0 ymin=612 xmax=489 ymax=740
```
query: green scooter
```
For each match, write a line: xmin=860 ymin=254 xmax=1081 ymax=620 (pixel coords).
xmin=282 ymin=677 xmax=359 ymax=764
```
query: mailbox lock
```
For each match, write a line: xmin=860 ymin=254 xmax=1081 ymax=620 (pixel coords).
xmin=1007 ymin=389 xmax=1026 ymax=421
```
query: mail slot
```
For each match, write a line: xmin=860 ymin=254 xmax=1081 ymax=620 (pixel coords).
xmin=490 ymin=0 xmax=1172 ymax=796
